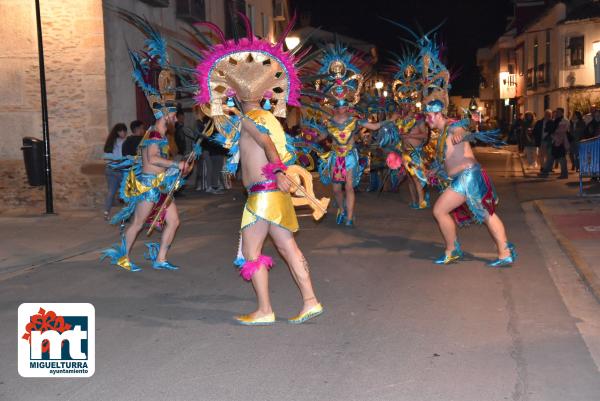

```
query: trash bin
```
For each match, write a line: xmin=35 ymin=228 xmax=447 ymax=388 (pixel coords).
xmin=21 ymin=137 xmax=46 ymax=186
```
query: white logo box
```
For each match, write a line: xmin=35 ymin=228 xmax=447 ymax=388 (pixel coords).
xmin=18 ymin=303 xmax=95 ymax=378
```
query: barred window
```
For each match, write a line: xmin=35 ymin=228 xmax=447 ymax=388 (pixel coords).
xmin=568 ymin=36 xmax=585 ymax=66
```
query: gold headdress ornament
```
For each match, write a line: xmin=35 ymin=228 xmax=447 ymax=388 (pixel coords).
xmin=194 ymin=14 xmax=303 ymax=119
xmin=421 ymin=52 xmax=450 ymax=114
xmin=122 ymin=10 xmax=179 ymax=120
xmin=391 ymin=54 xmax=423 ymax=105
xmin=382 ymin=18 xmax=450 ymax=113
xmin=316 ymin=42 xmax=366 ymax=109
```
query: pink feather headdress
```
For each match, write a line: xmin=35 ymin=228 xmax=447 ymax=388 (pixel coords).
xmin=193 ymin=13 xmax=302 ymax=118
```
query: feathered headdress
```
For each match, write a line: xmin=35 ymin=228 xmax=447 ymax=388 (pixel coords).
xmin=390 ymin=50 xmax=423 ymax=105
xmin=383 ymin=19 xmax=451 ymax=113
xmin=119 ymin=10 xmax=178 ymax=120
xmin=315 ymin=41 xmax=366 ymax=108
xmin=191 ymin=13 xmax=308 ymax=119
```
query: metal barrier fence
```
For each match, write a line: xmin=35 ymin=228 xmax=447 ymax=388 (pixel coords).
xmin=579 ymin=136 xmax=600 ymax=195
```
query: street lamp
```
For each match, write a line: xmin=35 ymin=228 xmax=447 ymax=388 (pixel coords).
xmin=382 ymin=90 xmax=388 ymax=98
xmin=469 ymin=97 xmax=478 ymax=111
xmin=284 ymin=36 xmax=300 ymax=51
xmin=375 ymin=81 xmax=384 ymax=90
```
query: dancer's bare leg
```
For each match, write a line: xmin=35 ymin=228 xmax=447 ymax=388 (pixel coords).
xmin=124 ymin=201 xmax=154 ymax=254
xmin=332 ymin=183 xmax=344 ymax=212
xmin=157 ymin=202 xmax=180 ymax=262
xmin=484 ymin=213 xmax=510 ymax=259
xmin=414 ymin=176 xmax=425 ymax=205
xmin=270 ymin=224 xmax=319 ymax=315
xmin=241 ymin=220 xmax=272 ymax=318
xmin=345 ymin=170 xmax=356 ymax=221
xmin=432 ymin=189 xmax=467 ymax=254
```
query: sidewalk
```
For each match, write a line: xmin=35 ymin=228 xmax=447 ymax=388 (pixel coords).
xmin=514 ymin=149 xmax=600 ymax=301
xmin=534 ymin=198 xmax=600 ymax=301
xmin=0 ymin=189 xmax=237 ymax=277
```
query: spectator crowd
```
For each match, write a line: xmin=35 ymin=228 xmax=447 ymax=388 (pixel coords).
xmin=101 ymin=106 xmax=231 ymax=219
xmin=509 ymin=107 xmax=600 ymax=179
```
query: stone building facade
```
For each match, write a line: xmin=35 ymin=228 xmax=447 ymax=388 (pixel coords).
xmin=0 ymin=0 xmax=284 ymax=213
xmin=0 ymin=0 xmax=108 ymax=211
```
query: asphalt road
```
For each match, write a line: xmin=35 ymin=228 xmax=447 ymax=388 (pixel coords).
xmin=1 ymin=148 xmax=599 ymax=401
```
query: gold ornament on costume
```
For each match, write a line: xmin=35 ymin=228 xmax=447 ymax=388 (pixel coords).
xmin=327 ymin=73 xmax=365 ymax=107
xmin=207 ymin=52 xmax=290 ymax=118
xmin=328 ymin=60 xmax=347 ymax=78
xmin=146 ymin=69 xmax=178 ymax=117
xmin=421 ymin=53 xmax=450 ymax=113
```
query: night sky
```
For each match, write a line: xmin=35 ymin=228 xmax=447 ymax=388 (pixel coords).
xmin=292 ymin=0 xmax=514 ymax=97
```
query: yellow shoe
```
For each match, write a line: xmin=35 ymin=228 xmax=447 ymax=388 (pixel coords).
xmin=288 ymin=303 xmax=324 ymax=324
xmin=234 ymin=313 xmax=276 ymax=326
xmin=116 ymin=256 xmax=142 ymax=272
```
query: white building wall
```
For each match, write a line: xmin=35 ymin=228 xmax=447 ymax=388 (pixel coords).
xmin=559 ymin=19 xmax=600 ymax=88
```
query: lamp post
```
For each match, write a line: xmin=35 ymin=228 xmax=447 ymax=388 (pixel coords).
xmin=34 ymin=0 xmax=54 ymax=214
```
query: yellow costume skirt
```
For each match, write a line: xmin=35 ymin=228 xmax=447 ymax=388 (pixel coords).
xmin=241 ymin=181 xmax=298 ymax=232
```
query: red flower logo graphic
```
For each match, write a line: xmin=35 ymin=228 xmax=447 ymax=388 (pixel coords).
xmin=22 ymin=308 xmax=72 ymax=353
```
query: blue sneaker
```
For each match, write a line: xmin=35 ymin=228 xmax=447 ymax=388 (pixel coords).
xmin=152 ymin=260 xmax=179 ymax=271
xmin=336 ymin=208 xmax=346 ymax=225
xmin=434 ymin=241 xmax=463 ymax=265
xmin=487 ymin=243 xmax=517 ymax=267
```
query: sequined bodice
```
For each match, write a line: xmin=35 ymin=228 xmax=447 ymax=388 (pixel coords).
xmin=326 ymin=118 xmax=359 ymax=147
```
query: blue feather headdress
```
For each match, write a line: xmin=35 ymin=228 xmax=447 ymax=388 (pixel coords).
xmin=118 ymin=9 xmax=178 ymax=120
xmin=315 ymin=41 xmax=366 ymax=108
xmin=383 ymin=19 xmax=451 ymax=113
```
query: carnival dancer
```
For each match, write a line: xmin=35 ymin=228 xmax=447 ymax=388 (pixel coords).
xmin=387 ymin=51 xmax=431 ymax=208
xmin=101 ymin=14 xmax=193 ymax=272
xmin=392 ymin=104 xmax=430 ymax=208
xmin=404 ymin=22 xmax=516 ymax=266
xmin=424 ymin=98 xmax=516 ymax=267
xmin=306 ymin=43 xmax=382 ymax=227
xmin=192 ymin=14 xmax=323 ymax=325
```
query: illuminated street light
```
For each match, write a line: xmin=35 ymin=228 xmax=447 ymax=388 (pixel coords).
xmin=415 ymin=101 xmax=422 ymax=109
xmin=284 ymin=36 xmax=300 ymax=50
xmin=383 ymin=90 xmax=388 ymax=97
xmin=375 ymin=81 xmax=384 ymax=90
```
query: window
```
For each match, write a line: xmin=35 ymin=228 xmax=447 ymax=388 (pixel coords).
xmin=261 ymin=12 xmax=269 ymax=39
xmin=246 ymin=4 xmax=254 ymax=34
xmin=537 ymin=63 xmax=549 ymax=85
xmin=568 ymin=36 xmax=585 ymax=66
xmin=533 ymin=37 xmax=539 ymax=89
xmin=138 ymin=0 xmax=170 ymax=7
xmin=226 ymin=0 xmax=247 ymax=38
xmin=545 ymin=29 xmax=551 ymax=65
xmin=176 ymin=0 xmax=205 ymax=22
